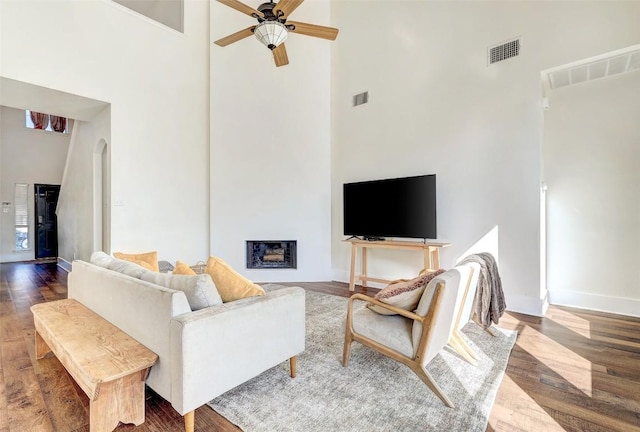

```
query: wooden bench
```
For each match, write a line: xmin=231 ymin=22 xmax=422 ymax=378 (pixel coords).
xmin=31 ymin=299 xmax=158 ymax=432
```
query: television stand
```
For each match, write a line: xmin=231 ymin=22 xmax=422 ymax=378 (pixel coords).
xmin=343 ymin=238 xmax=451 ymax=292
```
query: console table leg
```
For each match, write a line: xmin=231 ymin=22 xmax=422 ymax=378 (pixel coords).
xmin=362 ymin=247 xmax=368 ymax=288
xmin=431 ymin=247 xmax=441 ymax=269
xmin=349 ymin=244 xmax=357 ymax=291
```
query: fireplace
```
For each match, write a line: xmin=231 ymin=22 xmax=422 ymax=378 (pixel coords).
xmin=246 ymin=240 xmax=297 ymax=269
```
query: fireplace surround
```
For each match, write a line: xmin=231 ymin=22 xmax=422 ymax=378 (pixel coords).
xmin=246 ymin=240 xmax=297 ymax=269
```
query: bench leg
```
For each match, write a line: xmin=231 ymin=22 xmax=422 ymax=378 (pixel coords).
xmin=35 ymin=330 xmax=51 ymax=359
xmin=184 ymin=410 xmax=195 ymax=432
xmin=90 ymin=370 xmax=147 ymax=431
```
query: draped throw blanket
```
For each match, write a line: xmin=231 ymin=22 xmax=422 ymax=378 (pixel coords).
xmin=459 ymin=252 xmax=506 ymax=329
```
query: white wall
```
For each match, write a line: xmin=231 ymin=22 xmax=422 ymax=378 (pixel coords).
xmin=0 ymin=106 xmax=70 ymax=262
xmin=330 ymin=1 xmax=640 ymax=316
xmin=544 ymin=71 xmax=640 ymax=317
xmin=0 ymin=0 xmax=210 ymax=263
xmin=209 ymin=0 xmax=332 ymax=281
xmin=56 ymin=107 xmax=111 ymax=264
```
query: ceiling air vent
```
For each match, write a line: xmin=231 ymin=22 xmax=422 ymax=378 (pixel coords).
xmin=488 ymin=37 xmax=521 ymax=65
xmin=353 ymin=91 xmax=369 ymax=107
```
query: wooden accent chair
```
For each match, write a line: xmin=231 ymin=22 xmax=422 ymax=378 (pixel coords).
xmin=343 ymin=265 xmax=475 ymax=407
xmin=448 ymin=262 xmax=481 ymax=365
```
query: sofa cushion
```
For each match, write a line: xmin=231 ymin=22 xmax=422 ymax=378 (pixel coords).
xmin=173 ymin=260 xmax=197 ymax=275
xmin=91 ymin=251 xmax=148 ymax=279
xmin=114 ymin=251 xmax=159 ymax=272
xmin=205 ymin=256 xmax=265 ymax=302
xmin=140 ymin=271 xmax=222 ymax=310
xmin=368 ymin=269 xmax=445 ymax=315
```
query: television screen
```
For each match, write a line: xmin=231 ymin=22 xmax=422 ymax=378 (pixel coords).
xmin=343 ymin=174 xmax=436 ymax=240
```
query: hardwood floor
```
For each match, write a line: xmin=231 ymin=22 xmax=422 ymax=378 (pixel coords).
xmin=1 ymin=262 xmax=639 ymax=432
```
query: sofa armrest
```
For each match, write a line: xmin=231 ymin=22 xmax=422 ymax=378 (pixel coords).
xmin=169 ymin=286 xmax=305 ymax=415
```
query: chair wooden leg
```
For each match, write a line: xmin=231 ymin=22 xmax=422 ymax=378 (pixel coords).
xmin=184 ymin=410 xmax=194 ymax=432
xmin=289 ymin=356 xmax=297 ymax=378
xmin=342 ymin=331 xmax=353 ymax=367
xmin=449 ymin=332 xmax=478 ymax=365
xmin=412 ymin=365 xmax=454 ymax=408
xmin=472 ymin=317 xmax=496 ymax=337
xmin=454 ymin=331 xmax=479 ymax=360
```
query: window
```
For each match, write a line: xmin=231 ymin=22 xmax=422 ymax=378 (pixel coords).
xmin=25 ymin=110 xmax=69 ymax=134
xmin=15 ymin=183 xmax=29 ymax=251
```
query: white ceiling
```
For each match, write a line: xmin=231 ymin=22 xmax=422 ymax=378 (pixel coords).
xmin=0 ymin=77 xmax=109 ymax=121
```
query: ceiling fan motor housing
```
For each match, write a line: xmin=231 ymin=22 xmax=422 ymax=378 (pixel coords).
xmin=256 ymin=2 xmax=285 ymax=23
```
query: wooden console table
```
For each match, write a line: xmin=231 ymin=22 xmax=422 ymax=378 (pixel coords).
xmin=344 ymin=239 xmax=451 ymax=291
xmin=31 ymin=299 xmax=158 ymax=432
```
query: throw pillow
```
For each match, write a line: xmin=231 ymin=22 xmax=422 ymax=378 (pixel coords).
xmin=90 ymin=251 xmax=114 ymax=268
xmin=113 ymin=251 xmax=159 ymax=272
xmin=368 ymin=269 xmax=446 ymax=315
xmin=205 ymin=256 xmax=265 ymax=302
xmin=107 ymin=257 xmax=150 ymax=279
xmin=140 ymin=271 xmax=222 ymax=311
xmin=173 ymin=260 xmax=197 ymax=275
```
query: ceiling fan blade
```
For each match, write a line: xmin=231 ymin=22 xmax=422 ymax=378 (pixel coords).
xmin=287 ymin=21 xmax=339 ymax=40
xmin=274 ymin=0 xmax=304 ymax=19
xmin=214 ymin=26 xmax=256 ymax=47
xmin=217 ymin=0 xmax=264 ymax=19
xmin=273 ymin=44 xmax=289 ymax=67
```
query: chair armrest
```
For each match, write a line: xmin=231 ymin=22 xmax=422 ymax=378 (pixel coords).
xmin=348 ymin=293 xmax=425 ymax=323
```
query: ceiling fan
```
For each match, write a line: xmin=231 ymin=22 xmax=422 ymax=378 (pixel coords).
xmin=213 ymin=0 xmax=339 ymax=67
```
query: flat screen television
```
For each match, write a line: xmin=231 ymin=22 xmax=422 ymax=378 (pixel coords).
xmin=343 ymin=174 xmax=436 ymax=240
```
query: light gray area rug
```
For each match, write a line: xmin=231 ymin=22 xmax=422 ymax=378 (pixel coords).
xmin=208 ymin=289 xmax=517 ymax=432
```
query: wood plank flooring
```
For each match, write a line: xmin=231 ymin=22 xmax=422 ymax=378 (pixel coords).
xmin=1 ymin=261 xmax=639 ymax=431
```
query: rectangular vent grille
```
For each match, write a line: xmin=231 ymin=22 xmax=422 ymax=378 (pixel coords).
xmin=488 ymin=38 xmax=521 ymax=65
xmin=353 ymin=91 xmax=369 ymax=107
xmin=548 ymin=49 xmax=640 ymax=90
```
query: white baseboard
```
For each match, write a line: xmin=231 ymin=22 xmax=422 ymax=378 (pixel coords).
xmin=57 ymin=257 xmax=72 ymax=272
xmin=504 ymin=293 xmax=548 ymax=317
xmin=549 ymin=289 xmax=640 ymax=318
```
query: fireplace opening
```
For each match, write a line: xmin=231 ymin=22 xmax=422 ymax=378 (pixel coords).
xmin=246 ymin=240 xmax=297 ymax=269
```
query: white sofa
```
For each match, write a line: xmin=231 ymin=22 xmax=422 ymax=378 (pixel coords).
xmin=68 ymin=256 xmax=305 ymax=432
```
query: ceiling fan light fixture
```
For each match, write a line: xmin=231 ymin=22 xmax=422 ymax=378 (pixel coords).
xmin=254 ymin=21 xmax=288 ymax=50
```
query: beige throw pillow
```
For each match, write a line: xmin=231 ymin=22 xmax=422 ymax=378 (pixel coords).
xmin=113 ymin=251 xmax=159 ymax=272
xmin=173 ymin=260 xmax=197 ymax=275
xmin=368 ymin=269 xmax=446 ymax=315
xmin=140 ymin=271 xmax=222 ymax=311
xmin=205 ymin=256 xmax=265 ymax=302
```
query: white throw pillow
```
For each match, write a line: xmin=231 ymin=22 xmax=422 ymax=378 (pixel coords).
xmin=140 ymin=271 xmax=222 ymax=310
xmin=90 ymin=251 xmax=114 ymax=268
xmin=91 ymin=251 xmax=148 ymax=279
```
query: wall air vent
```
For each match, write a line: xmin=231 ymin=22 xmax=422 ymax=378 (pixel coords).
xmin=547 ymin=48 xmax=640 ymax=90
xmin=353 ymin=91 xmax=369 ymax=107
xmin=488 ymin=37 xmax=521 ymax=65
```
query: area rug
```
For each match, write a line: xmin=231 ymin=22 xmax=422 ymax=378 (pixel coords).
xmin=208 ymin=288 xmax=517 ymax=432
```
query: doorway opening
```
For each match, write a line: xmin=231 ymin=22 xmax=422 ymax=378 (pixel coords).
xmin=34 ymin=184 xmax=60 ymax=259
